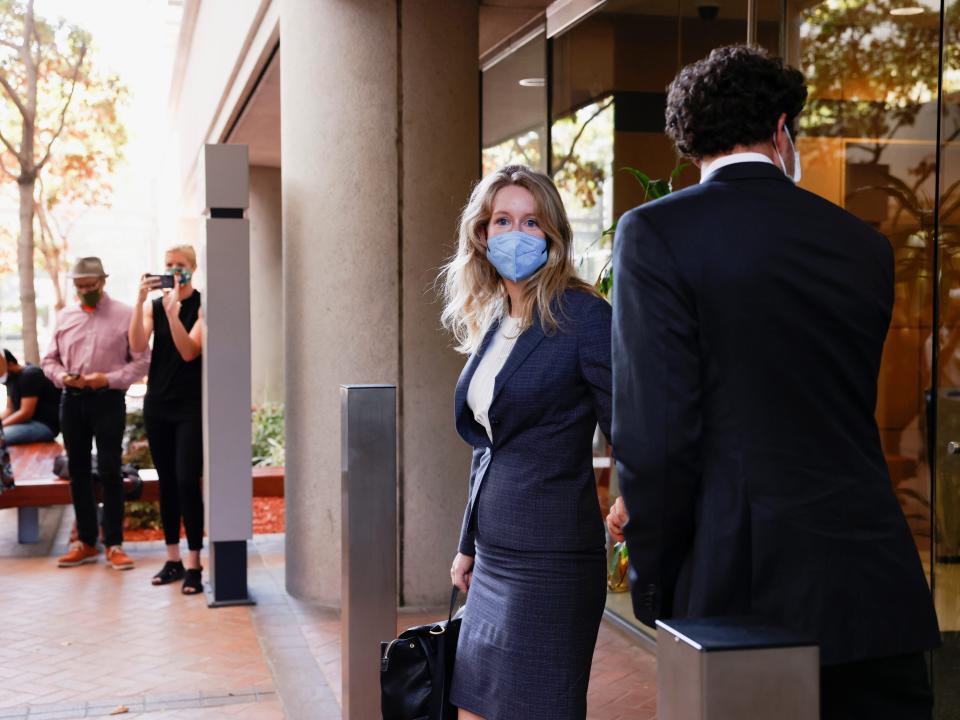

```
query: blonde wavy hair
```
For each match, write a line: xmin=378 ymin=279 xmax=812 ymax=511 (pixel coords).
xmin=440 ymin=165 xmax=600 ymax=355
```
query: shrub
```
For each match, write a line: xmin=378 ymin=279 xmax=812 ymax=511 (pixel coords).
xmin=252 ymin=402 xmax=285 ymax=467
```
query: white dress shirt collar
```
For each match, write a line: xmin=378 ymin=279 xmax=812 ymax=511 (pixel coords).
xmin=700 ymin=152 xmax=776 ymax=183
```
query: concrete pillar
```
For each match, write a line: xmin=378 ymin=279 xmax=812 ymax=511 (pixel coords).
xmin=400 ymin=0 xmax=480 ymax=606
xmin=249 ymin=166 xmax=284 ymax=405
xmin=281 ymin=0 xmax=477 ymax=607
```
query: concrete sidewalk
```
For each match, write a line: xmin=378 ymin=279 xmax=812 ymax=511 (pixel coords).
xmin=0 ymin=508 xmax=656 ymax=719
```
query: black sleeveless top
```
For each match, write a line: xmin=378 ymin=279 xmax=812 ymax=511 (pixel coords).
xmin=144 ymin=290 xmax=202 ymax=416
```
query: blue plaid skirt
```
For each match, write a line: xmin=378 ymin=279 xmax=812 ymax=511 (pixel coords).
xmin=449 ymin=539 xmax=606 ymax=720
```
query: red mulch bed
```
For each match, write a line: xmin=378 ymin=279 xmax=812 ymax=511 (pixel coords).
xmin=123 ymin=497 xmax=285 ymax=542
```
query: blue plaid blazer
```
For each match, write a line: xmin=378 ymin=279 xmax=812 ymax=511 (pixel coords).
xmin=455 ymin=289 xmax=612 ymax=556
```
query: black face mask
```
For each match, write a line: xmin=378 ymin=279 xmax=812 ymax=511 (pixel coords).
xmin=80 ymin=288 xmax=103 ymax=307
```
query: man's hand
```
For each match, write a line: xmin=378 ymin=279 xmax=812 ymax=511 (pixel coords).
xmin=82 ymin=372 xmax=109 ymax=390
xmin=606 ymin=496 xmax=628 ymax=543
xmin=61 ymin=373 xmax=84 ymax=389
xmin=450 ymin=552 xmax=474 ymax=593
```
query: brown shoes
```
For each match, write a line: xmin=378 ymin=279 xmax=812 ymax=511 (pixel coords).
xmin=57 ymin=542 xmax=134 ymax=570
xmin=105 ymin=545 xmax=135 ymax=571
xmin=57 ymin=541 xmax=100 ymax=567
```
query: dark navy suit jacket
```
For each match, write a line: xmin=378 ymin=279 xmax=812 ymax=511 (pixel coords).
xmin=455 ymin=289 xmax=612 ymax=556
xmin=612 ymin=162 xmax=940 ymax=665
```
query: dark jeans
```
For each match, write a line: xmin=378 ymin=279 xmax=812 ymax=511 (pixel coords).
xmin=144 ymin=408 xmax=204 ymax=550
xmin=60 ymin=390 xmax=126 ymax=547
xmin=821 ymin=652 xmax=933 ymax=720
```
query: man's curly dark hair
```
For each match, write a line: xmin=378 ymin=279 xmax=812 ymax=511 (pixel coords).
xmin=665 ymin=45 xmax=807 ymax=160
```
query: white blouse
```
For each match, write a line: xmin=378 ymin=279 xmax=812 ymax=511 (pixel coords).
xmin=467 ymin=315 xmax=523 ymax=442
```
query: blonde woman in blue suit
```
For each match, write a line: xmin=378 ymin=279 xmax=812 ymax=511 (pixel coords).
xmin=440 ymin=165 xmax=612 ymax=720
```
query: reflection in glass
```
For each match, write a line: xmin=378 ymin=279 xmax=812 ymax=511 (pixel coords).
xmin=796 ymin=0 xmax=943 ymax=587
xmin=549 ymin=0 xmax=749 ymax=636
xmin=935 ymin=0 xmax=960 ymax=707
xmin=551 ymin=98 xmax=615 ymax=284
xmin=481 ymin=33 xmax=548 ymax=175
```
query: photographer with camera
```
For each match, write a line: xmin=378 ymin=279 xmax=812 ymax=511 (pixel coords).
xmin=129 ymin=244 xmax=206 ymax=595
xmin=129 ymin=245 xmax=203 ymax=595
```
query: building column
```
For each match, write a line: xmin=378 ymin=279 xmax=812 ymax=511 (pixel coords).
xmin=399 ymin=0 xmax=480 ymax=606
xmin=281 ymin=0 xmax=477 ymax=607
xmin=249 ymin=166 xmax=284 ymax=405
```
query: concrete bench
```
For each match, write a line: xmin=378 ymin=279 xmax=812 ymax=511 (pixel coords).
xmin=0 ymin=441 xmax=284 ymax=543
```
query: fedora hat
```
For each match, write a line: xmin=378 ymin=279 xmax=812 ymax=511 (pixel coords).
xmin=67 ymin=257 xmax=108 ymax=279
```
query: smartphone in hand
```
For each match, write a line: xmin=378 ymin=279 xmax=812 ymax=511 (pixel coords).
xmin=145 ymin=274 xmax=175 ymax=289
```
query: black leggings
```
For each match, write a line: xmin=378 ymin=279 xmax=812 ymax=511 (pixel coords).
xmin=144 ymin=409 xmax=204 ymax=550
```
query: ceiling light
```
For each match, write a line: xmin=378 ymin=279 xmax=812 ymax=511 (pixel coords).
xmin=890 ymin=6 xmax=924 ymax=14
xmin=518 ymin=78 xmax=545 ymax=88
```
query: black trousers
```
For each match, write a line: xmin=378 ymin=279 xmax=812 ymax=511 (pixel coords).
xmin=144 ymin=408 xmax=204 ymax=550
xmin=821 ymin=652 xmax=933 ymax=720
xmin=61 ymin=390 xmax=126 ymax=547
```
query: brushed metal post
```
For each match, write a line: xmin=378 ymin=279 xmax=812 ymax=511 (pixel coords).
xmin=341 ymin=384 xmax=397 ymax=720
xmin=657 ymin=617 xmax=818 ymax=720
xmin=202 ymin=143 xmax=254 ymax=607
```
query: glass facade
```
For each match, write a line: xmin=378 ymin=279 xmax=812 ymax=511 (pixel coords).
xmin=481 ymin=0 xmax=957 ymax=706
xmin=935 ymin=0 xmax=960 ymax=709
xmin=482 ymin=31 xmax=548 ymax=175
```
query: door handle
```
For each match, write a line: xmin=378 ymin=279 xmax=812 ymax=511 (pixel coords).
xmin=948 ymin=441 xmax=960 ymax=455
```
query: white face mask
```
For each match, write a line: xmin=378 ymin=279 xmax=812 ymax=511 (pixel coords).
xmin=0 ymin=373 xmax=8 ymax=384
xmin=773 ymin=127 xmax=802 ymax=184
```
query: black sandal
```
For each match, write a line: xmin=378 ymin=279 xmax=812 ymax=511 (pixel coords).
xmin=182 ymin=567 xmax=203 ymax=595
xmin=152 ymin=560 xmax=185 ymax=586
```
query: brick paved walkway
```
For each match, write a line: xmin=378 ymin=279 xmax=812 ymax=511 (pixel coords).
xmin=0 ymin=507 xmax=656 ymax=719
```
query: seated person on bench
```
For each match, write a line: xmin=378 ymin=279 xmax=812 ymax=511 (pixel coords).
xmin=1 ymin=349 xmax=60 ymax=445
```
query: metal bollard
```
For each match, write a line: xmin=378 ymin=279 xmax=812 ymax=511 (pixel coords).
xmin=341 ymin=385 xmax=397 ymax=720
xmin=201 ymin=143 xmax=253 ymax=607
xmin=656 ymin=617 xmax=819 ymax=720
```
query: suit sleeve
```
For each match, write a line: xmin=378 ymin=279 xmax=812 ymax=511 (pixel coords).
xmin=577 ymin=297 xmax=612 ymax=442
xmin=458 ymin=501 xmax=476 ymax=557
xmin=457 ymin=447 xmax=489 ymax=557
xmin=612 ymin=209 xmax=702 ymax=627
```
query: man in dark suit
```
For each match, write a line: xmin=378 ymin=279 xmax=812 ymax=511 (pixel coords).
xmin=608 ymin=45 xmax=940 ymax=718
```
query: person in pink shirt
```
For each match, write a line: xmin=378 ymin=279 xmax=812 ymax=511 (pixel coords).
xmin=42 ymin=257 xmax=150 ymax=570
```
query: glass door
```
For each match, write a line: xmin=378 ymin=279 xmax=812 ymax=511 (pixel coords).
xmin=547 ymin=0 xmax=752 ymax=638
xmin=793 ymin=0 xmax=940 ymax=571
xmin=934 ymin=0 xmax=960 ymax=710
xmin=791 ymin=1 xmax=960 ymax=709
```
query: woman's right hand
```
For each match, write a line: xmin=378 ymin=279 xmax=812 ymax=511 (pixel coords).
xmin=450 ymin=552 xmax=474 ymax=593
xmin=137 ymin=274 xmax=160 ymax=304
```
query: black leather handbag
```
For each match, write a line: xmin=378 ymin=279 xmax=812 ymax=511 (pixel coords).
xmin=380 ymin=587 xmax=462 ymax=720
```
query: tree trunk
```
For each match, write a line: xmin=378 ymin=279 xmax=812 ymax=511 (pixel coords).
xmin=35 ymin=202 xmax=66 ymax=311
xmin=40 ymin=248 xmax=64 ymax=312
xmin=16 ymin=0 xmax=40 ymax=363
xmin=17 ymin=176 xmax=39 ymax=363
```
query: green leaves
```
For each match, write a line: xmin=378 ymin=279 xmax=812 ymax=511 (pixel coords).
xmin=252 ymin=402 xmax=285 ymax=467
xmin=620 ymin=161 xmax=690 ymax=202
xmin=594 ymin=161 xmax=689 ymax=298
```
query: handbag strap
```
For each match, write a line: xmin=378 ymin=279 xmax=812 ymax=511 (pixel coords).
xmin=448 ymin=586 xmax=460 ymax=624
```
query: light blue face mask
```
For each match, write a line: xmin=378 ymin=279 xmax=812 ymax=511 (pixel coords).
xmin=486 ymin=231 xmax=548 ymax=282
